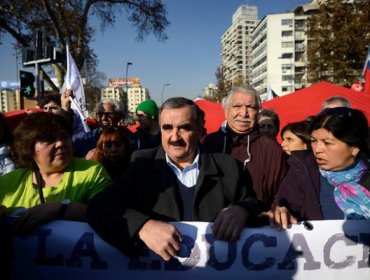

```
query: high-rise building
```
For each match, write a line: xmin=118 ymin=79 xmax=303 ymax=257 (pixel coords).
xmin=222 ymin=3 xmax=319 ymax=100
xmin=251 ymin=13 xmax=296 ymax=99
xmin=101 ymin=86 xmax=125 ymax=102
xmin=127 ymin=86 xmax=150 ymax=117
xmin=221 ymin=5 xmax=259 ymax=86
xmin=250 ymin=2 xmax=318 ymax=100
xmin=102 ymin=77 xmax=150 ymax=120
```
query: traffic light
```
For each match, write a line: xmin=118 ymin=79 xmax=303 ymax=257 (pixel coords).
xmin=20 ymin=70 xmax=35 ymax=98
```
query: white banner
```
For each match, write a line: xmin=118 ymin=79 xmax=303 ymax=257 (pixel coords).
xmin=9 ymin=220 xmax=370 ymax=279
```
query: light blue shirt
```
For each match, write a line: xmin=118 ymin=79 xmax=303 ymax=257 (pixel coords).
xmin=165 ymin=151 xmax=200 ymax=188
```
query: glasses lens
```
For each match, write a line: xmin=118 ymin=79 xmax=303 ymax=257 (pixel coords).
xmin=98 ymin=112 xmax=114 ymax=118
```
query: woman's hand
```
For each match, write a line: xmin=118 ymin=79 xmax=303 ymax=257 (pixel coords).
xmin=12 ymin=202 xmax=60 ymax=235
xmin=263 ymin=206 xmax=298 ymax=230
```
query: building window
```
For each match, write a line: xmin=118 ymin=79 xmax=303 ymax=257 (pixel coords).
xmin=281 ymin=19 xmax=293 ymax=26
xmin=282 ymin=86 xmax=293 ymax=92
xmin=281 ymin=64 xmax=293 ymax=73
xmin=282 ymin=42 xmax=293 ymax=48
xmin=282 ymin=30 xmax=293 ymax=37
xmin=281 ymin=53 xmax=293 ymax=59
xmin=282 ymin=75 xmax=293 ymax=81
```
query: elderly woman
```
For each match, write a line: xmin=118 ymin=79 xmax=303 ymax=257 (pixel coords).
xmin=0 ymin=112 xmax=110 ymax=234
xmin=270 ymin=107 xmax=370 ymax=228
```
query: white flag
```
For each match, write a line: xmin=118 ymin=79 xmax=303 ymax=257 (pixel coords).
xmin=63 ymin=45 xmax=90 ymax=132
xmin=266 ymin=85 xmax=278 ymax=101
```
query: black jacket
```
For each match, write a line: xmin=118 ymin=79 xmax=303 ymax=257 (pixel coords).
xmin=87 ymin=146 xmax=261 ymax=255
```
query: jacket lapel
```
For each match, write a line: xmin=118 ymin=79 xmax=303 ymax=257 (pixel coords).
xmin=153 ymin=147 xmax=181 ymax=218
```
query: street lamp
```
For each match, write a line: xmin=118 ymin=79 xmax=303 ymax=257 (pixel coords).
xmin=125 ymin=62 xmax=132 ymax=121
xmin=125 ymin=62 xmax=133 ymax=94
xmin=160 ymin=83 xmax=170 ymax=105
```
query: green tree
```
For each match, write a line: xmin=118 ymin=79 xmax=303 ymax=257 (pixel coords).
xmin=0 ymin=0 xmax=169 ymax=86
xmin=81 ymin=55 xmax=107 ymax=113
xmin=210 ymin=66 xmax=229 ymax=102
xmin=307 ymin=0 xmax=370 ymax=86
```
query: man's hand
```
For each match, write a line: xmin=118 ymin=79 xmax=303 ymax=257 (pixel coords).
xmin=213 ymin=205 xmax=247 ymax=242
xmin=61 ymin=89 xmax=73 ymax=112
xmin=12 ymin=202 xmax=61 ymax=235
xmin=264 ymin=206 xmax=298 ymax=230
xmin=138 ymin=219 xmax=182 ymax=261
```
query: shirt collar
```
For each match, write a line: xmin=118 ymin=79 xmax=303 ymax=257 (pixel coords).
xmin=165 ymin=149 xmax=200 ymax=172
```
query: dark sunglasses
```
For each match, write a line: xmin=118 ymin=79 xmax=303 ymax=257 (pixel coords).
xmin=97 ymin=112 xmax=115 ymax=118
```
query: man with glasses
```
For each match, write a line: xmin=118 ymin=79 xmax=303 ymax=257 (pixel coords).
xmin=73 ymin=98 xmax=137 ymax=158
xmin=203 ymin=85 xmax=288 ymax=211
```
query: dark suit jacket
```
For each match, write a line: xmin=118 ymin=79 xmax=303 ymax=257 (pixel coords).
xmin=87 ymin=145 xmax=261 ymax=255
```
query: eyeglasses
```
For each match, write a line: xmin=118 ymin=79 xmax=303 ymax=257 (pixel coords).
xmin=103 ymin=141 xmax=124 ymax=148
xmin=97 ymin=112 xmax=115 ymax=118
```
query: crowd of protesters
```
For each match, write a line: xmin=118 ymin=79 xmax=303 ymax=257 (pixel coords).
xmin=0 ymin=85 xmax=369 ymax=273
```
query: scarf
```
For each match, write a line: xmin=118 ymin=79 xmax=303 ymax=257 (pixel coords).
xmin=320 ymin=160 xmax=370 ymax=220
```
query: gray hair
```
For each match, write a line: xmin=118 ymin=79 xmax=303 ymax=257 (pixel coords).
xmin=159 ymin=97 xmax=203 ymax=128
xmin=222 ymin=85 xmax=261 ymax=110
xmin=96 ymin=98 xmax=125 ymax=115
xmin=321 ymin=96 xmax=351 ymax=110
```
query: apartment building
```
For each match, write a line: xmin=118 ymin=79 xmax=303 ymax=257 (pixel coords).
xmin=0 ymin=89 xmax=21 ymax=112
xmin=250 ymin=1 xmax=318 ymax=100
xmin=203 ymin=83 xmax=219 ymax=100
xmin=222 ymin=3 xmax=318 ymax=101
xmin=127 ymin=86 xmax=150 ymax=116
xmin=103 ymin=77 xmax=150 ymax=119
xmin=101 ymin=86 xmax=125 ymax=103
xmin=251 ymin=13 xmax=297 ymax=99
xmin=221 ymin=5 xmax=259 ymax=85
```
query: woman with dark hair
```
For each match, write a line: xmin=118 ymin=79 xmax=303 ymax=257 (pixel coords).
xmin=0 ymin=112 xmax=15 ymax=176
xmin=280 ymin=120 xmax=311 ymax=155
xmin=269 ymin=107 xmax=370 ymax=227
xmin=0 ymin=112 xmax=110 ymax=234
xmin=91 ymin=127 xmax=132 ymax=178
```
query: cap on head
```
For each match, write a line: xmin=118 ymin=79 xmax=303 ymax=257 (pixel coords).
xmin=136 ymin=100 xmax=159 ymax=117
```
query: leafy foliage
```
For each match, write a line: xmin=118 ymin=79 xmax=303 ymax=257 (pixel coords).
xmin=307 ymin=0 xmax=370 ymax=86
xmin=0 ymin=0 xmax=169 ymax=84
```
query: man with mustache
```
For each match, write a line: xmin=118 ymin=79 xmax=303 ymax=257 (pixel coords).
xmin=203 ymin=85 xmax=288 ymax=211
xmin=87 ymin=97 xmax=262 ymax=260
